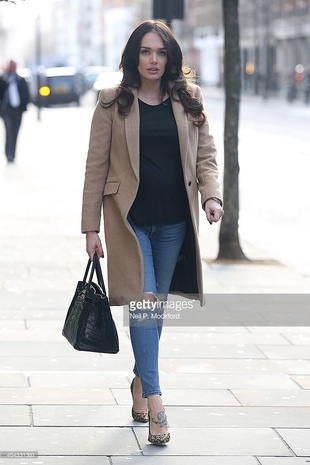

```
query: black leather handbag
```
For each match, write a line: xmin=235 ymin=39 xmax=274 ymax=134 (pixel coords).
xmin=62 ymin=255 xmax=119 ymax=354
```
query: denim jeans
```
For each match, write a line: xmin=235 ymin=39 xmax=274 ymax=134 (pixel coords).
xmin=128 ymin=219 xmax=187 ymax=397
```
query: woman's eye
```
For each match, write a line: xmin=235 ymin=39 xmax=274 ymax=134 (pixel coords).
xmin=159 ymin=51 xmax=167 ymax=56
xmin=141 ymin=50 xmax=149 ymax=55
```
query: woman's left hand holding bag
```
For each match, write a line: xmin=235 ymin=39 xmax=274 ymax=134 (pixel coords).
xmin=86 ymin=231 xmax=104 ymax=259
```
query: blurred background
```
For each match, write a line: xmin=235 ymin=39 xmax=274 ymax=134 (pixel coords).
xmin=0 ymin=0 xmax=309 ymax=103
xmin=0 ymin=0 xmax=309 ymax=284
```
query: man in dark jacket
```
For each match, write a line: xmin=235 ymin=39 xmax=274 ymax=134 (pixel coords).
xmin=0 ymin=60 xmax=30 ymax=163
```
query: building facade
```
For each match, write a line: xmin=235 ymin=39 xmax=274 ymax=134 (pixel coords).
xmin=1 ymin=0 xmax=309 ymax=98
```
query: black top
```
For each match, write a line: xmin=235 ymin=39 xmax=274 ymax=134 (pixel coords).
xmin=129 ymin=97 xmax=189 ymax=226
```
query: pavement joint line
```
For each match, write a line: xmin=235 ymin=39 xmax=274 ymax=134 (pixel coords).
xmin=272 ymin=427 xmax=298 ymax=457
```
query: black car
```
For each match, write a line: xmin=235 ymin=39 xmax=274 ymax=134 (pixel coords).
xmin=32 ymin=67 xmax=85 ymax=106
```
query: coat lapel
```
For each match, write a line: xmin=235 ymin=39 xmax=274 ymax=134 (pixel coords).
xmin=171 ymin=97 xmax=189 ymax=170
xmin=124 ymin=89 xmax=140 ymax=180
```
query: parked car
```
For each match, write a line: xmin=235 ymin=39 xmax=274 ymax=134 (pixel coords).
xmin=93 ymin=70 xmax=123 ymax=100
xmin=32 ymin=67 xmax=85 ymax=106
xmin=82 ymin=65 xmax=111 ymax=91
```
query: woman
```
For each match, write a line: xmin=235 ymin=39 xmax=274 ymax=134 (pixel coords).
xmin=82 ymin=19 xmax=224 ymax=445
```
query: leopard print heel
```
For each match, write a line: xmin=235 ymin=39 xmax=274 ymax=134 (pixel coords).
xmin=148 ymin=411 xmax=170 ymax=445
xmin=130 ymin=378 xmax=148 ymax=423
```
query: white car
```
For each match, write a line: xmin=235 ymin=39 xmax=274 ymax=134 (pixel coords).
xmin=93 ymin=70 xmax=123 ymax=99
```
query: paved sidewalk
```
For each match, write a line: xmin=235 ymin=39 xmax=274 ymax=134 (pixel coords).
xmin=0 ymin=104 xmax=310 ymax=464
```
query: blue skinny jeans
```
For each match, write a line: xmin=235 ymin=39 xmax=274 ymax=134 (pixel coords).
xmin=128 ymin=219 xmax=186 ymax=398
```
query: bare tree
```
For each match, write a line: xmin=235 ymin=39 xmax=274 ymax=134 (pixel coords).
xmin=218 ymin=0 xmax=247 ymax=260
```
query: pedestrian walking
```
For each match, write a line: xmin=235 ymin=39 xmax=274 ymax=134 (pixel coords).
xmin=0 ymin=60 xmax=30 ymax=163
xmin=81 ymin=19 xmax=223 ymax=445
xmin=304 ymin=66 xmax=310 ymax=104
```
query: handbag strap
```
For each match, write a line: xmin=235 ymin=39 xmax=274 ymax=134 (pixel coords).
xmin=92 ymin=254 xmax=107 ymax=295
xmin=83 ymin=258 xmax=92 ymax=284
xmin=83 ymin=255 xmax=107 ymax=296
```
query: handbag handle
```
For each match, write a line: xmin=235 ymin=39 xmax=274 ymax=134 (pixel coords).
xmin=83 ymin=255 xmax=107 ymax=296
xmin=92 ymin=254 xmax=107 ymax=295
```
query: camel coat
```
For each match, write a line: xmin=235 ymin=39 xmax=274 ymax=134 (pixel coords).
xmin=81 ymin=84 xmax=222 ymax=306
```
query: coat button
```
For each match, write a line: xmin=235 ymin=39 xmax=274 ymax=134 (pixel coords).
xmin=188 ymin=181 xmax=192 ymax=186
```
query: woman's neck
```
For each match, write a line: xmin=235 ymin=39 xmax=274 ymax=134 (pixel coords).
xmin=137 ymin=81 xmax=166 ymax=105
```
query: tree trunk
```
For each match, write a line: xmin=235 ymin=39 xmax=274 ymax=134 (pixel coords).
xmin=218 ymin=0 xmax=247 ymax=260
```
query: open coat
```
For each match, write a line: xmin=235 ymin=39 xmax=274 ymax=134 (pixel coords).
xmin=82 ymin=84 xmax=222 ymax=306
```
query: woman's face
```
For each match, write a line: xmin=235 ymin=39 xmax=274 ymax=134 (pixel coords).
xmin=137 ymin=32 xmax=168 ymax=83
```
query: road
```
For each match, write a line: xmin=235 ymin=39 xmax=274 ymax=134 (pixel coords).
xmin=205 ymin=91 xmax=310 ymax=279
xmin=0 ymin=90 xmax=309 ymax=279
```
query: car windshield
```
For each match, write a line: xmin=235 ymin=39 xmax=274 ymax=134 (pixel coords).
xmin=48 ymin=76 xmax=74 ymax=90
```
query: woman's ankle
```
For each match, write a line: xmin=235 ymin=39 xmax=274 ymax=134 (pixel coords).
xmin=147 ymin=395 xmax=168 ymax=430
xmin=132 ymin=377 xmax=147 ymax=410
xmin=147 ymin=394 xmax=163 ymax=410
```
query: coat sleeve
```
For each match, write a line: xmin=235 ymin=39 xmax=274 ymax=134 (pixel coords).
xmin=81 ymin=88 xmax=115 ymax=233
xmin=0 ymin=78 xmax=8 ymax=104
xmin=194 ymin=85 xmax=223 ymax=208
xmin=18 ymin=77 xmax=30 ymax=111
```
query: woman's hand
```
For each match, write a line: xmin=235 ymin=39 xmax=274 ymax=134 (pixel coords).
xmin=85 ymin=231 xmax=104 ymax=259
xmin=205 ymin=199 xmax=224 ymax=225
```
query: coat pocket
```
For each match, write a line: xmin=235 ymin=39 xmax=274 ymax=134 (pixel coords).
xmin=103 ymin=181 xmax=121 ymax=196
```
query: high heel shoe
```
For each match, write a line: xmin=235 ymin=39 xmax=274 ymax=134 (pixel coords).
xmin=148 ymin=411 xmax=170 ymax=444
xmin=130 ymin=378 xmax=148 ymax=423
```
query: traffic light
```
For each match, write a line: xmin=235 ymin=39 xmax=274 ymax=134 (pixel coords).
xmin=153 ymin=0 xmax=184 ymax=21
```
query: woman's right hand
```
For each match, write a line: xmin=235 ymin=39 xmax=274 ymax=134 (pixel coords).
xmin=85 ymin=231 xmax=104 ymax=259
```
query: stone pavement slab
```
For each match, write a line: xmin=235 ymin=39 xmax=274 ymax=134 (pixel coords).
xmin=161 ymin=331 xmax=291 ymax=344
xmin=0 ymin=342 xmax=108 ymax=357
xmin=284 ymin=334 xmax=310 ymax=345
xmin=292 ymin=376 xmax=310 ymax=389
xmin=0 ymin=459 xmax=111 ymax=465
xmin=0 ymin=291 xmax=74 ymax=311
xmin=258 ymin=459 xmax=310 ymax=465
xmin=276 ymin=429 xmax=310 ymax=456
xmin=160 ymin=373 xmax=299 ymax=389
xmin=159 ymin=358 xmax=310 ymax=374
xmin=232 ymin=389 xmax=310 ymax=406
xmin=259 ymin=346 xmax=310 ymax=359
xmin=0 ymin=373 xmax=28 ymax=387
xmin=0 ymin=387 xmax=116 ymax=405
xmin=0 ymin=457 xmax=259 ymax=465
xmin=0 ymin=356 xmax=133 ymax=372
xmin=166 ymin=406 xmax=310 ymax=428
xmin=113 ymin=387 xmax=240 ymax=406
xmin=0 ymin=406 xmax=30 ymax=426
xmin=203 ymin=262 xmax=310 ymax=292
xmin=133 ymin=427 xmax=292 ymax=455
xmin=112 ymin=457 xmax=259 ymax=465
xmin=0 ymin=330 xmax=64 ymax=342
xmin=29 ymin=373 xmax=129 ymax=388
xmin=160 ymin=343 xmax=266 ymax=358
xmin=246 ymin=327 xmax=310 ymax=334
xmin=0 ymin=427 xmax=140 ymax=456
xmin=0 ymin=320 xmax=26 ymax=330
xmin=32 ymin=405 xmax=135 ymax=427
xmin=31 ymin=405 xmax=310 ymax=428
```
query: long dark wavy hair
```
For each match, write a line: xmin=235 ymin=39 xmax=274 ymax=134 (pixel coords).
xmin=101 ymin=20 xmax=206 ymax=126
